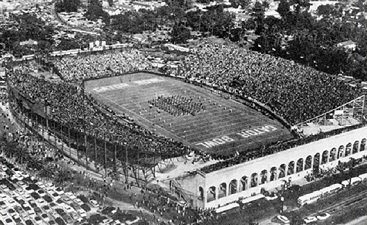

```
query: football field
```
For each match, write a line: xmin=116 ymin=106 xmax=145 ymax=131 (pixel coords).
xmin=84 ymin=73 xmax=293 ymax=156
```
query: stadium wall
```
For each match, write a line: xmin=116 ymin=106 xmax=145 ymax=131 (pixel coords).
xmin=178 ymin=126 xmax=367 ymax=209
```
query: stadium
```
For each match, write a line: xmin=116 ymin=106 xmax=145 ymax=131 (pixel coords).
xmin=5 ymin=43 xmax=367 ymax=210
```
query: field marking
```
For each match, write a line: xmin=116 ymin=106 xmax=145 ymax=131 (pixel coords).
xmin=86 ymin=73 xmax=293 ymax=154
xmin=92 ymin=92 xmax=193 ymax=147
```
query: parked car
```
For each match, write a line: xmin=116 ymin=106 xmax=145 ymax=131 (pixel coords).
xmin=303 ymin=216 xmax=318 ymax=224
xmin=276 ymin=215 xmax=290 ymax=224
xmin=316 ymin=212 xmax=330 ymax=220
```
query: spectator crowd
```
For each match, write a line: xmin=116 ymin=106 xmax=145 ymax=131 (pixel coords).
xmin=7 ymin=67 xmax=190 ymax=168
xmin=52 ymin=49 xmax=153 ymax=82
xmin=167 ymin=43 xmax=364 ymax=125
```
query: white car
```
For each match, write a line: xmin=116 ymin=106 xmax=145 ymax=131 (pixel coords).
xmin=11 ymin=174 xmax=23 ymax=181
xmin=0 ymin=193 xmax=8 ymax=200
xmin=36 ymin=198 xmax=47 ymax=206
xmin=276 ymin=215 xmax=290 ymax=224
xmin=7 ymin=199 xmax=18 ymax=206
xmin=15 ymin=188 xmax=25 ymax=195
xmin=54 ymin=187 xmax=64 ymax=195
xmin=64 ymin=205 xmax=75 ymax=214
xmin=45 ymin=182 xmax=54 ymax=188
xmin=23 ymin=194 xmax=32 ymax=201
xmin=317 ymin=212 xmax=330 ymax=220
xmin=74 ymin=198 xmax=83 ymax=205
xmin=21 ymin=172 xmax=29 ymax=178
xmin=37 ymin=190 xmax=47 ymax=197
xmin=36 ymin=182 xmax=46 ymax=190
xmin=77 ymin=208 xmax=87 ymax=218
xmin=65 ymin=192 xmax=77 ymax=200
xmin=0 ymin=209 xmax=7 ymax=217
xmin=90 ymin=200 xmax=99 ymax=208
xmin=303 ymin=216 xmax=318 ymax=224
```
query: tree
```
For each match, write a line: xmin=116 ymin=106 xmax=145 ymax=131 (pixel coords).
xmin=316 ymin=4 xmax=335 ymax=17
xmin=252 ymin=1 xmax=266 ymax=34
xmin=170 ymin=23 xmax=191 ymax=44
xmin=85 ymin=0 xmax=110 ymax=24
xmin=277 ymin=0 xmax=290 ymax=19
xmin=55 ymin=0 xmax=80 ymax=12
xmin=107 ymin=0 xmax=114 ymax=7
xmin=55 ymin=169 xmax=73 ymax=185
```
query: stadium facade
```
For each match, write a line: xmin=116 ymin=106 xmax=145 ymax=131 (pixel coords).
xmin=174 ymin=126 xmax=367 ymax=209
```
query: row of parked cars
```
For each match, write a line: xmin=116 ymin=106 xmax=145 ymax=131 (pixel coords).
xmin=0 ymin=156 xmax=96 ymax=225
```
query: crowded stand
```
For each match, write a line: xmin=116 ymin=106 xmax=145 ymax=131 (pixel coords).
xmin=52 ymin=49 xmax=153 ymax=83
xmin=148 ymin=95 xmax=205 ymax=116
xmin=5 ymin=43 xmax=367 ymax=172
xmin=167 ymin=43 xmax=364 ymax=125
xmin=6 ymin=68 xmax=189 ymax=166
xmin=51 ymin=44 xmax=364 ymax=126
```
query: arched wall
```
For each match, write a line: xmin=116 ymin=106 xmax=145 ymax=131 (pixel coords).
xmin=198 ymin=126 xmax=367 ymax=209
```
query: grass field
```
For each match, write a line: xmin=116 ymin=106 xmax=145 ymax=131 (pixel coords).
xmin=84 ymin=73 xmax=292 ymax=156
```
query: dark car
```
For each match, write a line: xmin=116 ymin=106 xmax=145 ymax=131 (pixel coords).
xmin=55 ymin=217 xmax=66 ymax=225
xmin=43 ymin=195 xmax=53 ymax=203
xmin=25 ymin=219 xmax=34 ymax=225
xmin=34 ymin=206 xmax=42 ymax=214
xmin=30 ymin=192 xmax=40 ymax=200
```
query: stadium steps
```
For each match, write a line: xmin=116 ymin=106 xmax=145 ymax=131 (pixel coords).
xmin=170 ymin=179 xmax=190 ymax=203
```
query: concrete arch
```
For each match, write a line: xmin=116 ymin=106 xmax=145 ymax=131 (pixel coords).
xmin=313 ymin=153 xmax=320 ymax=173
xmin=287 ymin=161 xmax=295 ymax=175
xmin=207 ymin=186 xmax=216 ymax=202
xmin=270 ymin=167 xmax=277 ymax=181
xmin=279 ymin=164 xmax=286 ymax=178
xmin=218 ymin=182 xmax=227 ymax=198
xmin=361 ymin=138 xmax=366 ymax=151
xmin=345 ymin=143 xmax=352 ymax=157
xmin=353 ymin=141 xmax=359 ymax=154
xmin=338 ymin=145 xmax=345 ymax=159
xmin=260 ymin=169 xmax=268 ymax=184
xmin=305 ymin=155 xmax=312 ymax=170
xmin=199 ymin=186 xmax=204 ymax=200
xmin=330 ymin=148 xmax=337 ymax=162
xmin=229 ymin=179 xmax=238 ymax=195
xmin=240 ymin=176 xmax=248 ymax=191
xmin=296 ymin=158 xmax=303 ymax=173
xmin=321 ymin=150 xmax=328 ymax=164
xmin=251 ymin=173 xmax=259 ymax=188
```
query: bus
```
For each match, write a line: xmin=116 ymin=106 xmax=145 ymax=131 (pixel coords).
xmin=358 ymin=173 xmax=367 ymax=183
xmin=319 ymin=184 xmax=343 ymax=197
xmin=297 ymin=191 xmax=323 ymax=207
xmin=341 ymin=177 xmax=362 ymax=188
xmin=240 ymin=194 xmax=265 ymax=205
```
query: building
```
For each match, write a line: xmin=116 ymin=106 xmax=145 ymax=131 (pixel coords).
xmin=172 ymin=125 xmax=367 ymax=209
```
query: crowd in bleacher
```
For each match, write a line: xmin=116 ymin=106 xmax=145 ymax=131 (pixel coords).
xmin=148 ymin=95 xmax=205 ymax=116
xmin=6 ymin=43 xmax=367 ymax=173
xmin=52 ymin=49 xmax=153 ymax=82
xmin=167 ymin=43 xmax=364 ymax=125
xmin=7 ymin=68 xmax=189 ymax=161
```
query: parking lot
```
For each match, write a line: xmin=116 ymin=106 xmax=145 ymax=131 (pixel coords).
xmin=0 ymin=154 xmax=141 ymax=225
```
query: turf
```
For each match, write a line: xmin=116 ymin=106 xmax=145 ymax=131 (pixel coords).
xmin=84 ymin=73 xmax=293 ymax=156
